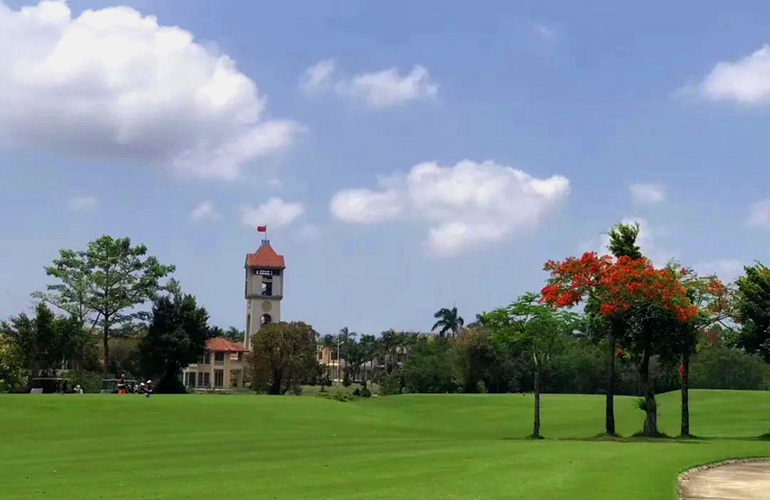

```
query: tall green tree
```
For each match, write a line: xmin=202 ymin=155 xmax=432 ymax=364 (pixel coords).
xmin=596 ymin=222 xmax=642 ymax=436
xmin=1 ymin=303 xmax=90 ymax=381
xmin=358 ymin=334 xmax=378 ymax=386
xmin=489 ymin=293 xmax=578 ymax=438
xmin=138 ymin=283 xmax=212 ymax=393
xmin=432 ymin=306 xmax=464 ymax=338
xmin=250 ymin=322 xmax=318 ymax=395
xmin=734 ymin=263 xmax=770 ymax=361
xmin=37 ymin=236 xmax=174 ymax=375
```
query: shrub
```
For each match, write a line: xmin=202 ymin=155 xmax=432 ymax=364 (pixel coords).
xmin=690 ymin=346 xmax=770 ymax=390
xmin=402 ymin=339 xmax=456 ymax=393
xmin=64 ymin=370 xmax=102 ymax=393
xmin=379 ymin=371 xmax=403 ymax=396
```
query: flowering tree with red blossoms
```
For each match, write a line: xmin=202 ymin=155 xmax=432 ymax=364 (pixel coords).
xmin=542 ymin=252 xmax=699 ymax=436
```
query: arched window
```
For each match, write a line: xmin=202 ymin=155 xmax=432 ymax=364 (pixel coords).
xmin=260 ymin=314 xmax=272 ymax=326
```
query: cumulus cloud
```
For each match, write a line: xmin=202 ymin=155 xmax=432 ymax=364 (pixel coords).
xmin=0 ymin=1 xmax=301 ymax=180
xmin=689 ymin=45 xmax=770 ymax=104
xmin=747 ymin=199 xmax=770 ymax=228
xmin=67 ymin=195 xmax=98 ymax=213
xmin=330 ymin=188 xmax=403 ymax=224
xmin=330 ymin=160 xmax=570 ymax=256
xmin=300 ymin=59 xmax=336 ymax=92
xmin=300 ymin=59 xmax=437 ymax=108
xmin=190 ymin=201 xmax=217 ymax=222
xmin=241 ymin=197 xmax=304 ymax=228
xmin=630 ymin=183 xmax=666 ymax=204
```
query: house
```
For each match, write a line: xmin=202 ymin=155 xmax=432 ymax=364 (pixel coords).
xmin=182 ymin=338 xmax=248 ymax=390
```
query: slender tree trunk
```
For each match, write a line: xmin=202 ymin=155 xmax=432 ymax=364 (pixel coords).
xmin=680 ymin=352 xmax=690 ymax=438
xmin=532 ymin=364 xmax=542 ymax=438
xmin=605 ymin=336 xmax=617 ymax=436
xmin=102 ymin=321 xmax=110 ymax=377
xmin=640 ymin=346 xmax=658 ymax=436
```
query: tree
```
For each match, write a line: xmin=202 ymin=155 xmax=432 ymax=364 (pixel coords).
xmin=358 ymin=334 xmax=378 ymax=386
xmin=1 ymin=303 xmax=90 ymax=382
xmin=487 ymin=293 xmax=578 ymax=438
xmin=37 ymin=236 xmax=175 ymax=375
xmin=596 ymin=222 xmax=643 ymax=436
xmin=733 ymin=263 xmax=770 ymax=361
xmin=224 ymin=327 xmax=245 ymax=343
xmin=543 ymin=252 xmax=696 ymax=436
xmin=432 ymin=307 xmax=464 ymax=338
xmin=674 ymin=272 xmax=728 ymax=437
xmin=139 ymin=283 xmax=212 ymax=393
xmin=250 ymin=322 xmax=318 ymax=395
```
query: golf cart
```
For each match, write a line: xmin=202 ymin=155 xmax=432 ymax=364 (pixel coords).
xmin=101 ymin=378 xmax=138 ymax=394
xmin=29 ymin=378 xmax=70 ymax=394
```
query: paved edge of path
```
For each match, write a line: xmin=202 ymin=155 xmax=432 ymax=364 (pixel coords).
xmin=678 ymin=458 xmax=770 ymax=499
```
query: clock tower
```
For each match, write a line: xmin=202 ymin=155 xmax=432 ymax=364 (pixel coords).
xmin=244 ymin=238 xmax=285 ymax=350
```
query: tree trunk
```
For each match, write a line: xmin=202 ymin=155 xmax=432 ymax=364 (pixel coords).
xmin=102 ymin=322 xmax=110 ymax=377
xmin=640 ymin=346 xmax=659 ymax=436
xmin=680 ymin=352 xmax=690 ymax=438
xmin=532 ymin=365 xmax=542 ymax=438
xmin=605 ymin=336 xmax=617 ymax=436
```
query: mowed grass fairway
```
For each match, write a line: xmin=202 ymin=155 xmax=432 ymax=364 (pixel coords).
xmin=1 ymin=390 xmax=769 ymax=499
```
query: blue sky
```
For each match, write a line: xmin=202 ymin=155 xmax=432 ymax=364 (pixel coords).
xmin=1 ymin=0 xmax=770 ymax=334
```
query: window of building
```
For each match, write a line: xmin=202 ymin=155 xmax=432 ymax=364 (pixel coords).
xmin=261 ymin=280 xmax=273 ymax=296
xmin=197 ymin=372 xmax=210 ymax=387
xmin=214 ymin=352 xmax=225 ymax=364
xmin=198 ymin=352 xmax=210 ymax=364
xmin=260 ymin=314 xmax=272 ymax=326
xmin=214 ymin=370 xmax=224 ymax=388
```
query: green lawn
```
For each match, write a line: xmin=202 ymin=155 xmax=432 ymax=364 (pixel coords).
xmin=1 ymin=390 xmax=768 ymax=499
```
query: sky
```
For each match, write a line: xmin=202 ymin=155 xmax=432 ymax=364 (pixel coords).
xmin=1 ymin=0 xmax=770 ymax=335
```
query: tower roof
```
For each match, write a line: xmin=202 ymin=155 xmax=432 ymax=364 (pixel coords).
xmin=245 ymin=241 xmax=285 ymax=269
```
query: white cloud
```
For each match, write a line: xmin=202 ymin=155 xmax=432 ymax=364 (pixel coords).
xmin=300 ymin=58 xmax=336 ymax=92
xmin=747 ymin=199 xmax=770 ymax=228
xmin=330 ymin=188 xmax=403 ymax=224
xmin=630 ymin=183 xmax=666 ymax=204
xmin=691 ymin=45 xmax=770 ymax=104
xmin=301 ymin=59 xmax=438 ymax=108
xmin=533 ymin=24 xmax=556 ymax=40
xmin=330 ymin=160 xmax=570 ymax=256
xmin=241 ymin=197 xmax=304 ymax=228
xmin=268 ymin=178 xmax=283 ymax=189
xmin=694 ymin=259 xmax=744 ymax=282
xmin=0 ymin=1 xmax=301 ymax=180
xmin=67 ymin=195 xmax=98 ymax=213
xmin=190 ymin=201 xmax=217 ymax=222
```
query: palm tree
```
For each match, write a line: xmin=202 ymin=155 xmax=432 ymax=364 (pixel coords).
xmin=432 ymin=306 xmax=464 ymax=338
xmin=358 ymin=334 xmax=378 ymax=387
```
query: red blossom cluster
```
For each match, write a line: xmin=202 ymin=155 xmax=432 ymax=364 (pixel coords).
xmin=542 ymin=252 xmax=698 ymax=324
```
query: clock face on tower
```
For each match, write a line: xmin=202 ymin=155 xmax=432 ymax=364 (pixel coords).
xmin=262 ymin=301 xmax=272 ymax=312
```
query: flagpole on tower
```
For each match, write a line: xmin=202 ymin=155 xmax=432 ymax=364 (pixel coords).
xmin=257 ymin=225 xmax=268 ymax=244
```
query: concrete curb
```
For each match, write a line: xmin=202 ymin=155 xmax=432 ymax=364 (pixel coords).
xmin=677 ymin=457 xmax=770 ymax=498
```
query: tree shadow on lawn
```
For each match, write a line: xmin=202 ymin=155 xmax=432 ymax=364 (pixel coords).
xmin=500 ymin=433 xmax=770 ymax=444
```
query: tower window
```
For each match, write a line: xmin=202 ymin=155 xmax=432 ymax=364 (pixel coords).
xmin=261 ymin=280 xmax=273 ymax=296
xmin=260 ymin=314 xmax=272 ymax=326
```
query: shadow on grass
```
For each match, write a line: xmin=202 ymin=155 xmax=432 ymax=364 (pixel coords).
xmin=501 ymin=433 xmax=770 ymax=443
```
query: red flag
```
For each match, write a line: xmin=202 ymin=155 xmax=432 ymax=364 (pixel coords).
xmin=257 ymin=225 xmax=267 ymax=232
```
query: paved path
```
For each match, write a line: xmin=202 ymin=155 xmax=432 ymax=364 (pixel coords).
xmin=679 ymin=461 xmax=770 ymax=499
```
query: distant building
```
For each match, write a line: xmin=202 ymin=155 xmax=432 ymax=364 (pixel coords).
xmin=244 ymin=239 xmax=285 ymax=350
xmin=182 ymin=338 xmax=248 ymax=390
xmin=181 ymin=237 xmax=287 ymax=391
